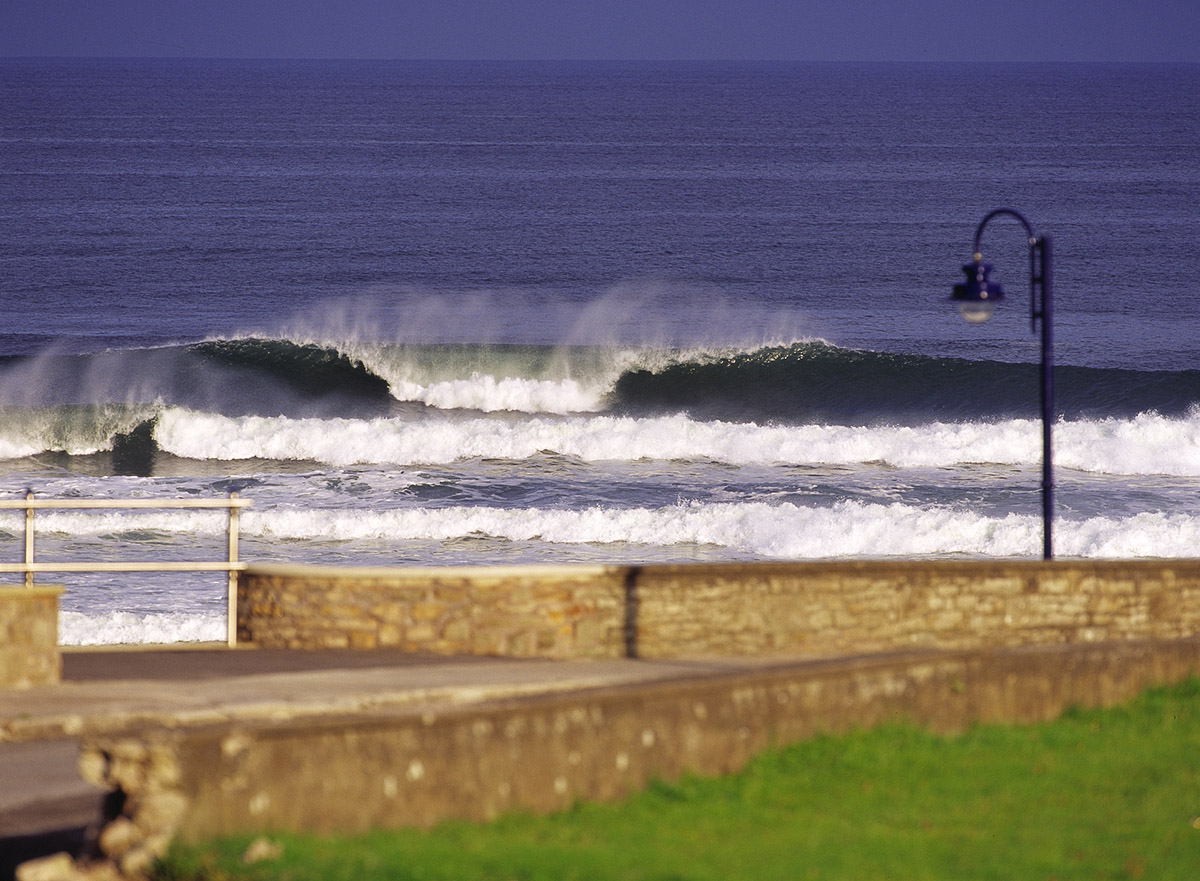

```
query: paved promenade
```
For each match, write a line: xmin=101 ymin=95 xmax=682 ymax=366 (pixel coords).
xmin=0 ymin=645 xmax=791 ymax=876
xmin=2 ymin=646 xmax=800 ymax=745
xmin=5 ymin=639 xmax=1198 ymax=880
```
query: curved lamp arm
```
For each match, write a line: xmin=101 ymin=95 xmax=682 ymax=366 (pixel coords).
xmin=954 ymin=208 xmax=1055 ymax=560
xmin=972 ymin=208 xmax=1051 ymax=335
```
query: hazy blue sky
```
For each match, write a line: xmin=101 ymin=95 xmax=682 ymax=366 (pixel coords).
xmin=3 ymin=0 xmax=1198 ymax=62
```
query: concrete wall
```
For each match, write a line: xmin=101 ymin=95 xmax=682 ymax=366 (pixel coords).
xmin=239 ymin=560 xmax=1200 ymax=658
xmin=78 ymin=637 xmax=1200 ymax=852
xmin=0 ymin=586 xmax=61 ymax=688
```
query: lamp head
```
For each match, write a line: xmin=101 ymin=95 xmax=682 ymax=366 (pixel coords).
xmin=951 ymin=257 xmax=1004 ymax=323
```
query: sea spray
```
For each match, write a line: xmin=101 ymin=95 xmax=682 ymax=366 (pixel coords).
xmin=0 ymin=404 xmax=159 ymax=457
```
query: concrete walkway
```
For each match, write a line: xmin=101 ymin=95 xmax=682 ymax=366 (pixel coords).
xmin=6 ymin=639 xmax=1198 ymax=880
xmin=0 ymin=644 xmax=797 ymax=876
xmin=3 ymin=646 xmax=792 ymax=744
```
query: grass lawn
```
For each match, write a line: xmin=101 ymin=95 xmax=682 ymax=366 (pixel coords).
xmin=157 ymin=678 xmax=1200 ymax=881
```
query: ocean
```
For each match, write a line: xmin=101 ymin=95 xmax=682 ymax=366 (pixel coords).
xmin=1 ymin=60 xmax=1198 ymax=645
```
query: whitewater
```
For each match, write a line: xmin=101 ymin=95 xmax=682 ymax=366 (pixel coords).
xmin=150 ymin=404 xmax=1200 ymax=476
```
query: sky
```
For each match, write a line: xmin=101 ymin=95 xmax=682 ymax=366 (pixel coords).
xmin=2 ymin=0 xmax=1198 ymax=62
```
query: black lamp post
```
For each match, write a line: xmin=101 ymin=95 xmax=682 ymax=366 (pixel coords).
xmin=951 ymin=208 xmax=1054 ymax=560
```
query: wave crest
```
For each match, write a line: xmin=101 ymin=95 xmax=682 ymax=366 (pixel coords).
xmin=8 ymin=336 xmax=1199 ymax=424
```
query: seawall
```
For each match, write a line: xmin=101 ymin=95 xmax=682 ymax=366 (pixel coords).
xmin=17 ymin=559 xmax=1200 ymax=879
xmin=238 ymin=559 xmax=1200 ymax=658
xmin=81 ymin=638 xmax=1200 ymax=849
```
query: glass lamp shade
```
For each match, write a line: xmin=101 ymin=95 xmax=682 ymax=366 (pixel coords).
xmin=951 ymin=260 xmax=1004 ymax=324
xmin=957 ymin=299 xmax=997 ymax=323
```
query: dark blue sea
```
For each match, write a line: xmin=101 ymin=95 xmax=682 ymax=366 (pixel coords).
xmin=1 ymin=60 xmax=1198 ymax=643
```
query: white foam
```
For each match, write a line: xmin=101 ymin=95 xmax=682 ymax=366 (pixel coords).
xmin=151 ymin=407 xmax=1200 ymax=476
xmin=389 ymin=375 xmax=605 ymax=414
xmin=1057 ymin=411 xmax=1200 ymax=476
xmin=0 ymin=437 xmax=42 ymax=459
xmin=330 ymin=501 xmax=1196 ymax=559
xmin=24 ymin=500 xmax=1180 ymax=561
xmin=239 ymin=502 xmax=1083 ymax=558
xmin=0 ymin=509 xmax=228 ymax=536
xmin=58 ymin=610 xmax=225 ymax=646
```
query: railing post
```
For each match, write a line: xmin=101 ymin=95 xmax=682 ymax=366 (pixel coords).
xmin=3 ymin=494 xmax=252 ymax=643
xmin=227 ymin=491 xmax=240 ymax=648
xmin=24 ymin=489 xmax=35 ymax=588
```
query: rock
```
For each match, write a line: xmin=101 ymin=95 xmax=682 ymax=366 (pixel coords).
xmin=241 ymin=837 xmax=284 ymax=865
xmin=132 ymin=791 xmax=188 ymax=833
xmin=116 ymin=846 xmax=157 ymax=879
xmin=15 ymin=853 xmax=77 ymax=881
xmin=77 ymin=748 xmax=109 ymax=788
xmin=97 ymin=817 xmax=140 ymax=859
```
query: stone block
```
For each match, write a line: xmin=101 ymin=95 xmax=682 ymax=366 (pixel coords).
xmin=0 ymin=587 xmax=62 ymax=689
xmin=14 ymin=853 xmax=77 ymax=881
xmin=410 ymin=601 xmax=445 ymax=622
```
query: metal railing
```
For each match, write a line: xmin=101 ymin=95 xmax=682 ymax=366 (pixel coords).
xmin=0 ymin=491 xmax=252 ymax=647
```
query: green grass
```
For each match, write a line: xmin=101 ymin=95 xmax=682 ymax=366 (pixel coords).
xmin=157 ymin=678 xmax=1200 ymax=881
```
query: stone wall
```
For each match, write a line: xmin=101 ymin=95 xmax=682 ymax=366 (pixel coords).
xmin=238 ymin=563 xmax=630 ymax=657
xmin=633 ymin=559 xmax=1200 ymax=657
xmin=239 ymin=560 xmax=1200 ymax=658
xmin=0 ymin=586 xmax=61 ymax=688
xmin=76 ymin=637 xmax=1200 ymax=850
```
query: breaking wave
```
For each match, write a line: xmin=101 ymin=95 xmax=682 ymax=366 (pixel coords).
xmin=2 ymin=337 xmax=1199 ymax=474
xmin=12 ymin=499 xmax=1200 ymax=561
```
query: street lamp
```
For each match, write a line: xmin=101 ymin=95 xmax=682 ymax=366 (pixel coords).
xmin=950 ymin=208 xmax=1054 ymax=559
